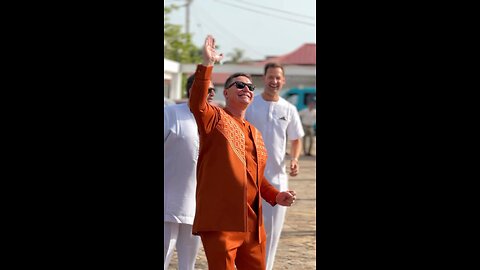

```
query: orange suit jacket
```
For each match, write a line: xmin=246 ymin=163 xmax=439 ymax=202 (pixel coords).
xmin=189 ymin=65 xmax=279 ymax=242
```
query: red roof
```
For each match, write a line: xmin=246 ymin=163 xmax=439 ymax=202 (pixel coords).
xmin=187 ymin=43 xmax=315 ymax=85
xmin=254 ymin=43 xmax=316 ymax=65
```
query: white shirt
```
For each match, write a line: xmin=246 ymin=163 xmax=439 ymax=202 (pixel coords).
xmin=299 ymin=108 xmax=316 ymax=126
xmin=164 ymin=103 xmax=199 ymax=224
xmin=245 ymin=95 xmax=305 ymax=189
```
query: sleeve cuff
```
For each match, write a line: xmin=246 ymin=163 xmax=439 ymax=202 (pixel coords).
xmin=195 ymin=65 xmax=213 ymax=81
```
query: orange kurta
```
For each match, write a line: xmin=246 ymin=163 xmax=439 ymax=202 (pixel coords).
xmin=189 ymin=65 xmax=279 ymax=243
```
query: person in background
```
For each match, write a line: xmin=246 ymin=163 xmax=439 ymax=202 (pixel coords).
xmin=299 ymin=99 xmax=316 ymax=156
xmin=189 ymin=35 xmax=297 ymax=270
xmin=164 ymin=74 xmax=216 ymax=270
xmin=245 ymin=62 xmax=305 ymax=270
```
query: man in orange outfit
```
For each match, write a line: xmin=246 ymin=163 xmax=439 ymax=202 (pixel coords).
xmin=189 ymin=34 xmax=296 ymax=270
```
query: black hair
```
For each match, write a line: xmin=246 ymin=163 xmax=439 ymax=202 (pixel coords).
xmin=185 ymin=74 xmax=196 ymax=98
xmin=224 ymin=73 xmax=252 ymax=89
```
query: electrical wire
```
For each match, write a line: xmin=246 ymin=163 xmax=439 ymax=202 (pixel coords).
xmin=229 ymin=0 xmax=315 ymax=20
xmin=192 ymin=3 xmax=268 ymax=59
xmin=213 ymin=0 xmax=315 ymax=27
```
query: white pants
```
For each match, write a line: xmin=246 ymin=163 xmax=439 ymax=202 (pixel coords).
xmin=164 ymin=222 xmax=201 ymax=270
xmin=262 ymin=199 xmax=287 ymax=270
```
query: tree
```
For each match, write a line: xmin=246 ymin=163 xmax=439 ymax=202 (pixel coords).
xmin=164 ymin=4 xmax=203 ymax=98
xmin=164 ymin=5 xmax=202 ymax=64
xmin=226 ymin=48 xmax=246 ymax=64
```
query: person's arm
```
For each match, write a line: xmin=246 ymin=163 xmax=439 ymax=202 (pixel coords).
xmin=289 ymin=138 xmax=302 ymax=176
xmin=260 ymin=174 xmax=296 ymax=207
xmin=260 ymin=176 xmax=280 ymax=207
xmin=189 ymin=35 xmax=224 ymax=134
xmin=287 ymin=105 xmax=305 ymax=176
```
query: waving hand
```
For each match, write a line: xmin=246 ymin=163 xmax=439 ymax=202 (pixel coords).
xmin=202 ymin=35 xmax=224 ymax=66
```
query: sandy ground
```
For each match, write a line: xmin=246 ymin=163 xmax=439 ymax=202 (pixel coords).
xmin=167 ymin=137 xmax=317 ymax=269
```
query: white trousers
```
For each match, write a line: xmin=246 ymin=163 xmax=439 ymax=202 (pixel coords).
xmin=262 ymin=199 xmax=288 ymax=270
xmin=164 ymin=222 xmax=201 ymax=270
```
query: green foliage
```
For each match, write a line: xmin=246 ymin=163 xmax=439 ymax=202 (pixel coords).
xmin=226 ymin=48 xmax=245 ymax=64
xmin=164 ymin=5 xmax=202 ymax=64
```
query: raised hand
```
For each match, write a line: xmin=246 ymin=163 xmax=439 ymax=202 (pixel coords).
xmin=202 ymin=35 xmax=224 ymax=66
xmin=276 ymin=190 xmax=297 ymax=207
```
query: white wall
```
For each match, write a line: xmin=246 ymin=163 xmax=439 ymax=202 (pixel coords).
xmin=164 ymin=59 xmax=182 ymax=100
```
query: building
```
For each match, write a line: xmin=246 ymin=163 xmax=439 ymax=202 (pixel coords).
xmin=164 ymin=58 xmax=182 ymax=100
xmin=164 ymin=43 xmax=316 ymax=103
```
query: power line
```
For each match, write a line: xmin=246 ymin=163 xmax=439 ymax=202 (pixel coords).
xmin=193 ymin=4 xmax=267 ymax=59
xmin=194 ymin=6 xmax=266 ymax=58
xmin=230 ymin=0 xmax=315 ymax=20
xmin=213 ymin=0 xmax=315 ymax=27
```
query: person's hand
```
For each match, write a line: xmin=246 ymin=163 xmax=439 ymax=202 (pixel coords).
xmin=289 ymin=159 xmax=299 ymax=176
xmin=202 ymin=35 xmax=223 ymax=66
xmin=276 ymin=190 xmax=296 ymax=206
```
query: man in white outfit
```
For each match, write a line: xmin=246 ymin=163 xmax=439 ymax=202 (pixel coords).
xmin=164 ymin=75 xmax=216 ymax=270
xmin=245 ymin=62 xmax=305 ymax=270
xmin=299 ymin=99 xmax=317 ymax=156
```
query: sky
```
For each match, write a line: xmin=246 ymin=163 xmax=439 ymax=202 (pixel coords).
xmin=164 ymin=0 xmax=316 ymax=61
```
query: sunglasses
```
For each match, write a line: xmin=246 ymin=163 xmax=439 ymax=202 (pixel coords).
xmin=208 ymin=88 xmax=216 ymax=94
xmin=227 ymin=81 xmax=255 ymax=92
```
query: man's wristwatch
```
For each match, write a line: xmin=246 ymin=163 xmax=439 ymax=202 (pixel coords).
xmin=291 ymin=158 xmax=299 ymax=162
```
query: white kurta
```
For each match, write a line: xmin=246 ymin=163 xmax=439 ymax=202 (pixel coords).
xmin=245 ymin=95 xmax=305 ymax=190
xmin=164 ymin=103 xmax=199 ymax=224
xmin=245 ymin=94 xmax=305 ymax=270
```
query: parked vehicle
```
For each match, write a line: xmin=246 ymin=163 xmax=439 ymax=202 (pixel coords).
xmin=282 ymin=87 xmax=316 ymax=135
xmin=282 ymin=87 xmax=316 ymax=111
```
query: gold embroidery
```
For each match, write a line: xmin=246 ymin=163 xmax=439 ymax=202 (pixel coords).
xmin=253 ymin=128 xmax=268 ymax=164
xmin=218 ymin=110 xmax=246 ymax=166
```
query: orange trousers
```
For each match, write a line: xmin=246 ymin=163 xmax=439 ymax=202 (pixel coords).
xmin=199 ymin=231 xmax=266 ymax=270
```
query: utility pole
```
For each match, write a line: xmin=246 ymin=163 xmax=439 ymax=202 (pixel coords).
xmin=185 ymin=0 xmax=192 ymax=35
